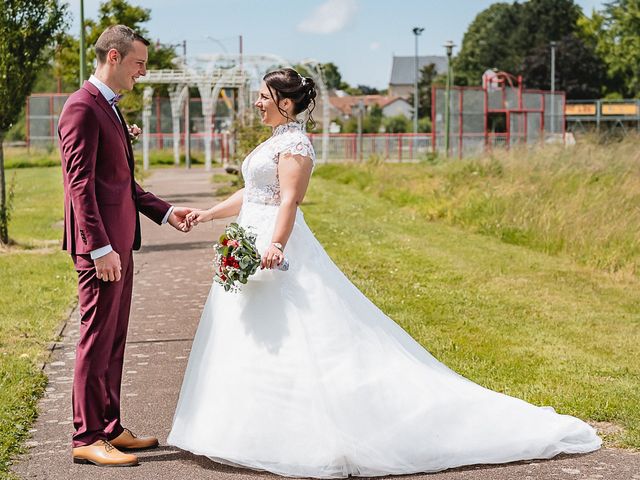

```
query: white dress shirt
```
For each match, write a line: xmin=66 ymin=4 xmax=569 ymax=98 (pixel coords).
xmin=87 ymin=75 xmax=173 ymax=260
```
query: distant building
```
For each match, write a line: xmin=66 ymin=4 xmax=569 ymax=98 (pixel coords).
xmin=328 ymin=94 xmax=412 ymax=120
xmin=388 ymin=55 xmax=447 ymax=98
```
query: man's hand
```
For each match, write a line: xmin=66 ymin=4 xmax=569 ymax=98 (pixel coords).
xmin=169 ymin=206 xmax=195 ymax=232
xmin=94 ymin=251 xmax=122 ymax=282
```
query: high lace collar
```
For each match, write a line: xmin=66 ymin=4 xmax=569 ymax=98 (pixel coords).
xmin=272 ymin=121 xmax=304 ymax=136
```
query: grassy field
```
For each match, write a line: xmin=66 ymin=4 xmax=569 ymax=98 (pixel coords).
xmin=299 ymin=144 xmax=640 ymax=449
xmin=2 ymin=147 xmax=207 ymax=169
xmin=0 ymin=167 xmax=76 ymax=477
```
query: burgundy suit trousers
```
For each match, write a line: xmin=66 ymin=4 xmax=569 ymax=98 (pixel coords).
xmin=71 ymin=250 xmax=134 ymax=447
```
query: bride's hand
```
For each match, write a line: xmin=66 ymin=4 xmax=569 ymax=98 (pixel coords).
xmin=261 ymin=244 xmax=284 ymax=270
xmin=185 ymin=208 xmax=214 ymax=228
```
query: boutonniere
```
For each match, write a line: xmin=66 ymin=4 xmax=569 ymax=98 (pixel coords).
xmin=127 ymin=123 xmax=142 ymax=142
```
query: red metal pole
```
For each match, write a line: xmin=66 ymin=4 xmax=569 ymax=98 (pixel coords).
xmin=484 ymin=86 xmax=489 ymax=152
xmin=49 ymin=94 xmax=55 ymax=145
xmin=518 ymin=75 xmax=523 ymax=110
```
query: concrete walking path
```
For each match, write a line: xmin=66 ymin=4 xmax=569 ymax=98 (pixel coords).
xmin=12 ymin=168 xmax=640 ymax=480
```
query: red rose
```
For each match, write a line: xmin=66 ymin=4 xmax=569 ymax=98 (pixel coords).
xmin=228 ymin=240 xmax=240 ymax=248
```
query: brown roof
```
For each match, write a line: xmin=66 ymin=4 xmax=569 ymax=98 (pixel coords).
xmin=329 ymin=95 xmax=404 ymax=115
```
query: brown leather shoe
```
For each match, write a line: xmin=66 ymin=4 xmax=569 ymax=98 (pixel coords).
xmin=110 ymin=428 xmax=159 ymax=451
xmin=72 ymin=440 xmax=138 ymax=467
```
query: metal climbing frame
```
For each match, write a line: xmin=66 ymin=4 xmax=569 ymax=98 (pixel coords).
xmin=432 ymin=73 xmax=565 ymax=158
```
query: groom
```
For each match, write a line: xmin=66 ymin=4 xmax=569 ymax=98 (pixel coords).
xmin=58 ymin=25 xmax=192 ymax=467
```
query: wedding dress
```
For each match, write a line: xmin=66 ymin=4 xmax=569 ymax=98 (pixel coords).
xmin=167 ymin=122 xmax=601 ymax=478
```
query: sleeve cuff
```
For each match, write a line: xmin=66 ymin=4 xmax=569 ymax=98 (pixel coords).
xmin=90 ymin=245 xmax=113 ymax=260
xmin=162 ymin=205 xmax=175 ymax=225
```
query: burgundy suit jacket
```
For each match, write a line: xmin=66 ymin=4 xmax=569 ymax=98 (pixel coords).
xmin=58 ymin=81 xmax=170 ymax=255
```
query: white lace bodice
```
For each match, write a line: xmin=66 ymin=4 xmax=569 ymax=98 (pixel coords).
xmin=241 ymin=122 xmax=316 ymax=206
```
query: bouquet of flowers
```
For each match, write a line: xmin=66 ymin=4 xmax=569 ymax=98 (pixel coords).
xmin=213 ymin=222 xmax=288 ymax=292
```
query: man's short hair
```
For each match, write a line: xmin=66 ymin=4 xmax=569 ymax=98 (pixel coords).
xmin=95 ymin=25 xmax=150 ymax=64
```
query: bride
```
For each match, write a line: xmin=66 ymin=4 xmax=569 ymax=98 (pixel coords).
xmin=167 ymin=68 xmax=601 ymax=478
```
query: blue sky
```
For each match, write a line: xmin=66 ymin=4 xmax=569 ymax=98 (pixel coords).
xmin=65 ymin=0 xmax=606 ymax=89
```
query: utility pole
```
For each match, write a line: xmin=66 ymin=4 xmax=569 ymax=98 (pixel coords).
xmin=550 ymin=41 xmax=557 ymax=136
xmin=356 ymin=100 xmax=364 ymax=162
xmin=183 ymin=40 xmax=191 ymax=168
xmin=79 ymin=0 xmax=87 ymax=86
xmin=443 ymin=41 xmax=456 ymax=157
xmin=412 ymin=27 xmax=424 ymax=135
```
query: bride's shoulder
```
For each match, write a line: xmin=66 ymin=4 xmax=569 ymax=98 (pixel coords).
xmin=273 ymin=128 xmax=315 ymax=164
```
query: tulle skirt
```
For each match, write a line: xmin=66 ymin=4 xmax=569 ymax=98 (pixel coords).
xmin=167 ymin=201 xmax=601 ymax=478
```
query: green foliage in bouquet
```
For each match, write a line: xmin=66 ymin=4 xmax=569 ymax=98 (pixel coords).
xmin=214 ymin=223 xmax=261 ymax=292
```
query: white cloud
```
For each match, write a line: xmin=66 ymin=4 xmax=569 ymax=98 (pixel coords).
xmin=297 ymin=0 xmax=358 ymax=35
xmin=370 ymin=41 xmax=381 ymax=51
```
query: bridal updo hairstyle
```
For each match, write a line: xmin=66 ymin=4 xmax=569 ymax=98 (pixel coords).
xmin=264 ymin=68 xmax=317 ymax=128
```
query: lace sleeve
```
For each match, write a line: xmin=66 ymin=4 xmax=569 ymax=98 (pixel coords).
xmin=275 ymin=133 xmax=316 ymax=166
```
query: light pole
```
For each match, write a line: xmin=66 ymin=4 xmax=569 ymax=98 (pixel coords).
xmin=443 ymin=40 xmax=456 ymax=157
xmin=412 ymin=27 xmax=424 ymax=135
xmin=550 ymin=41 xmax=557 ymax=135
xmin=79 ymin=0 xmax=87 ymax=86
xmin=356 ymin=100 xmax=365 ymax=162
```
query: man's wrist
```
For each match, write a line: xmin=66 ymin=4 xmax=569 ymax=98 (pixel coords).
xmin=162 ymin=205 xmax=175 ymax=225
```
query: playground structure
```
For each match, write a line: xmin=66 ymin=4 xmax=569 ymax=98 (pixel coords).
xmin=432 ymin=71 xmax=565 ymax=157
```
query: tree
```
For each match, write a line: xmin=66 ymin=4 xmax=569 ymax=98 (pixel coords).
xmin=320 ymin=62 xmax=348 ymax=90
xmin=521 ymin=33 xmax=606 ymax=98
xmin=454 ymin=2 xmax=525 ymax=85
xmin=383 ymin=115 xmax=411 ymax=133
xmin=519 ymin=0 xmax=582 ymax=48
xmin=36 ymin=0 xmax=177 ymax=96
xmin=0 ymin=0 xmax=67 ymax=244
xmin=455 ymin=0 xmax=584 ymax=85
xmin=579 ymin=0 xmax=640 ymax=97
xmin=407 ymin=63 xmax=439 ymax=119
xmin=356 ymin=85 xmax=380 ymax=95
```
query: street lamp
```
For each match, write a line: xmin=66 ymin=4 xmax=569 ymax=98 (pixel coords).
xmin=443 ymin=40 xmax=456 ymax=157
xmin=412 ymin=27 xmax=424 ymax=135
xmin=550 ymin=41 xmax=557 ymax=135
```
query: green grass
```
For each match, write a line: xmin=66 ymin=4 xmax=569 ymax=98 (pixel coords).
xmin=2 ymin=147 xmax=61 ymax=169
xmin=0 ymin=167 xmax=76 ymax=477
xmin=301 ymin=159 xmax=640 ymax=449
xmin=3 ymin=147 xmax=208 ymax=169
xmin=314 ymin=138 xmax=640 ymax=277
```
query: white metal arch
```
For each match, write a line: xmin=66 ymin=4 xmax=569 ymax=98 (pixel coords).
xmin=137 ymin=53 xmax=330 ymax=169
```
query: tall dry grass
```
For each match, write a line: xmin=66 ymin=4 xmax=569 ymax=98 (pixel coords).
xmin=314 ymin=137 xmax=640 ymax=276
